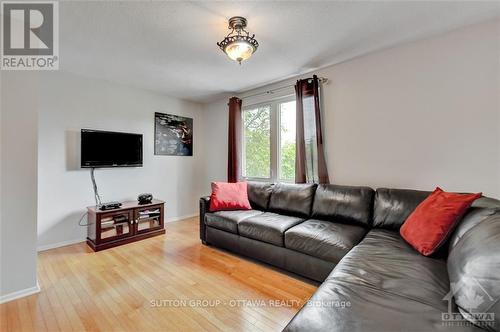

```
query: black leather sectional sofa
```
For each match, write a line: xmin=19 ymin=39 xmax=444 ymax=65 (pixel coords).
xmin=199 ymin=182 xmax=500 ymax=332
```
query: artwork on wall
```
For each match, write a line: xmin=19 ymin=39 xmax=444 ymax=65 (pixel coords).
xmin=154 ymin=112 xmax=193 ymax=156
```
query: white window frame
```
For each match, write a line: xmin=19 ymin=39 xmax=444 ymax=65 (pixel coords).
xmin=241 ymin=95 xmax=296 ymax=183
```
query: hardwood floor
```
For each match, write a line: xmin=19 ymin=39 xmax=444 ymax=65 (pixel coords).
xmin=0 ymin=217 xmax=317 ymax=332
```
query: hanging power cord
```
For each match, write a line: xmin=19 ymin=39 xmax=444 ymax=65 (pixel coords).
xmin=78 ymin=211 xmax=91 ymax=226
xmin=79 ymin=168 xmax=102 ymax=227
xmin=90 ymin=167 xmax=102 ymax=207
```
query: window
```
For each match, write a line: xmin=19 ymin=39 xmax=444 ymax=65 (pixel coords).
xmin=242 ymin=97 xmax=296 ymax=182
xmin=242 ymin=105 xmax=271 ymax=178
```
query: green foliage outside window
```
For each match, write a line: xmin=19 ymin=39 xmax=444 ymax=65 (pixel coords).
xmin=243 ymin=101 xmax=296 ymax=181
xmin=280 ymin=140 xmax=295 ymax=181
xmin=244 ymin=107 xmax=270 ymax=178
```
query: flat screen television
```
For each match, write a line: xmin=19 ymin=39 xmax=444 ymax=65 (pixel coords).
xmin=81 ymin=129 xmax=143 ymax=168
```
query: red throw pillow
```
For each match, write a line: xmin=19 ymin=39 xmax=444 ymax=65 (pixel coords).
xmin=400 ymin=187 xmax=481 ymax=256
xmin=209 ymin=182 xmax=252 ymax=212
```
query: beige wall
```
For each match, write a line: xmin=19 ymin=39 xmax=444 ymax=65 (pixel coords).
xmin=201 ymin=19 xmax=500 ymax=198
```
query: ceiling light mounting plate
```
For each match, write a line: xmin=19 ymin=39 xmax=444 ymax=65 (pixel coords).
xmin=228 ymin=16 xmax=247 ymax=30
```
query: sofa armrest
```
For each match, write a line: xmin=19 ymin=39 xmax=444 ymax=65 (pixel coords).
xmin=199 ymin=196 xmax=211 ymax=244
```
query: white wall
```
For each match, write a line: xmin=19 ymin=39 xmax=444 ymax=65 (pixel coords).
xmin=201 ymin=19 xmax=500 ymax=198
xmin=1 ymin=72 xmax=40 ymax=299
xmin=37 ymin=71 xmax=205 ymax=250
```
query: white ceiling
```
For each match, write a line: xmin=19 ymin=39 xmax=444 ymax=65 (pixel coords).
xmin=60 ymin=1 xmax=500 ymax=103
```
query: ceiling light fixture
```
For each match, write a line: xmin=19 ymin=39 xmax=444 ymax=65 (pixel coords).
xmin=217 ymin=16 xmax=259 ymax=65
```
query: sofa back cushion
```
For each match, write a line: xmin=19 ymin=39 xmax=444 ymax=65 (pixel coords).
xmin=311 ymin=184 xmax=374 ymax=227
xmin=268 ymin=183 xmax=317 ymax=218
xmin=373 ymin=188 xmax=431 ymax=230
xmin=447 ymin=213 xmax=500 ymax=328
xmin=448 ymin=196 xmax=500 ymax=251
xmin=247 ymin=182 xmax=274 ymax=211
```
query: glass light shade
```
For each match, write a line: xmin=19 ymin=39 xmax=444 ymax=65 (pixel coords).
xmin=224 ymin=41 xmax=254 ymax=63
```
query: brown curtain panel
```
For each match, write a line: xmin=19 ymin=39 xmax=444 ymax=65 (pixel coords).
xmin=227 ymin=97 xmax=243 ymax=183
xmin=295 ymin=75 xmax=330 ymax=184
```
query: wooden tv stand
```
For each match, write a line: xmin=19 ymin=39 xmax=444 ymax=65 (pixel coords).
xmin=87 ymin=199 xmax=165 ymax=251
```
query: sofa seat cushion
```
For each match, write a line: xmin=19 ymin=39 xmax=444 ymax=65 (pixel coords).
xmin=238 ymin=212 xmax=305 ymax=247
xmin=284 ymin=219 xmax=367 ymax=263
xmin=284 ymin=229 xmax=478 ymax=332
xmin=205 ymin=210 xmax=264 ymax=234
xmin=284 ymin=278 xmax=481 ymax=332
xmin=330 ymin=229 xmax=450 ymax=306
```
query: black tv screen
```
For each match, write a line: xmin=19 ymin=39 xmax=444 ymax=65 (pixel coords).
xmin=81 ymin=129 xmax=143 ymax=168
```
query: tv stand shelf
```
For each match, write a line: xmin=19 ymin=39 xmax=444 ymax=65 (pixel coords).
xmin=87 ymin=199 xmax=165 ymax=251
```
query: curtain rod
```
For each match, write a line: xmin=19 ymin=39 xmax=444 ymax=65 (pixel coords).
xmin=240 ymin=77 xmax=328 ymax=100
